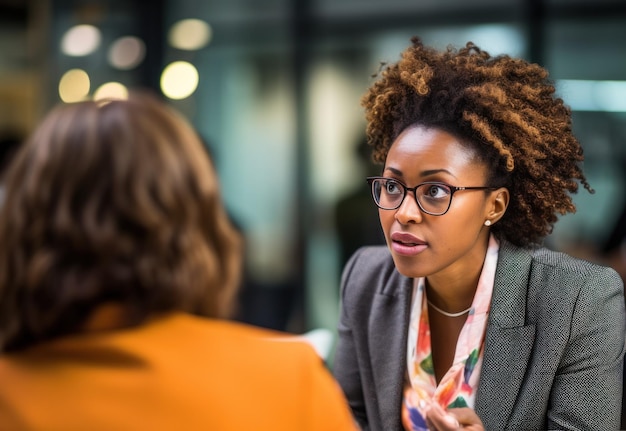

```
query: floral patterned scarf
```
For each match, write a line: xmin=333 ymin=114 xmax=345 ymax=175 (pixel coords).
xmin=401 ymin=235 xmax=499 ymax=431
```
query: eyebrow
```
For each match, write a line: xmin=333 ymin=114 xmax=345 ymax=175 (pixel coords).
xmin=384 ymin=166 xmax=457 ymax=179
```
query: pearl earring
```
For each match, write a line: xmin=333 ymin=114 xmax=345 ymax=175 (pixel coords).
xmin=484 ymin=220 xmax=492 ymax=226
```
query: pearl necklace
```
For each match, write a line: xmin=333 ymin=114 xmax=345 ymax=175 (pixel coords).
xmin=427 ymin=299 xmax=472 ymax=318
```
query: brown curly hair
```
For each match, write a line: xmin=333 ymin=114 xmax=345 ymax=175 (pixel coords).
xmin=0 ymin=91 xmax=242 ymax=351
xmin=362 ymin=37 xmax=593 ymax=247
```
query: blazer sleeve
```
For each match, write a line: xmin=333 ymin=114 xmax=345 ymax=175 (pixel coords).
xmin=546 ymin=265 xmax=625 ymax=430
xmin=333 ymin=247 xmax=370 ymax=430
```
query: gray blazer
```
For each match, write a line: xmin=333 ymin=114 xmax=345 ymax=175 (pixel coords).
xmin=333 ymin=241 xmax=625 ymax=431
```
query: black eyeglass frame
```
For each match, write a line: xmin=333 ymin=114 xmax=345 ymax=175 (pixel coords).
xmin=366 ymin=176 xmax=497 ymax=216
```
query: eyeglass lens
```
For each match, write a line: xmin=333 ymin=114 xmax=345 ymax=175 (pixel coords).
xmin=372 ymin=178 xmax=452 ymax=214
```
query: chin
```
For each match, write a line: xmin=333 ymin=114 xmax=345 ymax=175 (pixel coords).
xmin=391 ymin=254 xmax=429 ymax=279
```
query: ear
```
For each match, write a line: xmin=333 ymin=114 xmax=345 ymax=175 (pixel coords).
xmin=484 ymin=187 xmax=509 ymax=225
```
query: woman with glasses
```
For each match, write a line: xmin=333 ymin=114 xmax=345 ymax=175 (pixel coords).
xmin=333 ymin=37 xmax=625 ymax=431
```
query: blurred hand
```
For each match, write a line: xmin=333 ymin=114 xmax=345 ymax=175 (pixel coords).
xmin=424 ymin=403 xmax=485 ymax=431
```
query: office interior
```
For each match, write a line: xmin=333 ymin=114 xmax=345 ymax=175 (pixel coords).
xmin=0 ymin=0 xmax=624 ymax=339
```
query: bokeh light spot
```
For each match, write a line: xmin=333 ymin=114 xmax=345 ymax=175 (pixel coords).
xmin=61 ymin=24 xmax=101 ymax=56
xmin=59 ymin=69 xmax=90 ymax=103
xmin=168 ymin=19 xmax=212 ymax=51
xmin=108 ymin=36 xmax=146 ymax=70
xmin=94 ymin=82 xmax=129 ymax=101
xmin=160 ymin=61 xmax=199 ymax=100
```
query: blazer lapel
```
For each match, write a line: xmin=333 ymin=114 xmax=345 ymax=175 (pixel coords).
xmin=476 ymin=242 xmax=536 ymax=430
xmin=369 ymin=274 xmax=413 ymax=431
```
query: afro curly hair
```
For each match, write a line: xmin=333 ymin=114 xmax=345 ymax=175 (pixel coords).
xmin=361 ymin=37 xmax=593 ymax=247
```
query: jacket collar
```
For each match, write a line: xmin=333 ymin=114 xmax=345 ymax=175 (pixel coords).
xmin=475 ymin=241 xmax=536 ymax=430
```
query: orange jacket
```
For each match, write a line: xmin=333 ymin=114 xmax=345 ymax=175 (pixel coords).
xmin=0 ymin=313 xmax=357 ymax=431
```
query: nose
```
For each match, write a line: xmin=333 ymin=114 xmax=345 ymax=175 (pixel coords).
xmin=394 ymin=191 xmax=424 ymax=224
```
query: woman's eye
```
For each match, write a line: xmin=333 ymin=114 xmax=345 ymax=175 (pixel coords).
xmin=385 ymin=181 xmax=402 ymax=194
xmin=426 ymin=184 xmax=449 ymax=199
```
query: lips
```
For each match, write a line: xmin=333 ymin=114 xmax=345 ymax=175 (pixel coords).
xmin=390 ymin=232 xmax=427 ymax=256
xmin=391 ymin=232 xmax=425 ymax=245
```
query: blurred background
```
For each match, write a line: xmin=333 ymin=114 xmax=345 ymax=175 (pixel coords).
xmin=0 ymin=0 xmax=625 ymax=342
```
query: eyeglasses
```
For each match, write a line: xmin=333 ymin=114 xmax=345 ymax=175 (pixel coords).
xmin=367 ymin=176 xmax=496 ymax=216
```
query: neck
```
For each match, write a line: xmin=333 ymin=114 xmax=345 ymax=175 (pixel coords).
xmin=425 ymin=264 xmax=483 ymax=314
xmin=425 ymin=238 xmax=489 ymax=312
xmin=427 ymin=298 xmax=472 ymax=317
xmin=82 ymin=303 xmax=132 ymax=332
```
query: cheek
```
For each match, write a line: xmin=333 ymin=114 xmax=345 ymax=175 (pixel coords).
xmin=447 ymin=193 xmax=487 ymax=220
xmin=378 ymin=210 xmax=394 ymax=236
xmin=434 ymin=202 xmax=486 ymax=240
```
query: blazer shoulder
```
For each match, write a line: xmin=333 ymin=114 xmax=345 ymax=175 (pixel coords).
xmin=528 ymin=245 xmax=623 ymax=286
xmin=340 ymin=245 xmax=409 ymax=300
xmin=499 ymin=240 xmax=622 ymax=283
xmin=346 ymin=245 xmax=392 ymax=267
xmin=342 ymin=245 xmax=394 ymax=282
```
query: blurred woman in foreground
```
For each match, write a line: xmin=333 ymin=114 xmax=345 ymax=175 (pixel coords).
xmin=0 ymin=91 xmax=356 ymax=431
